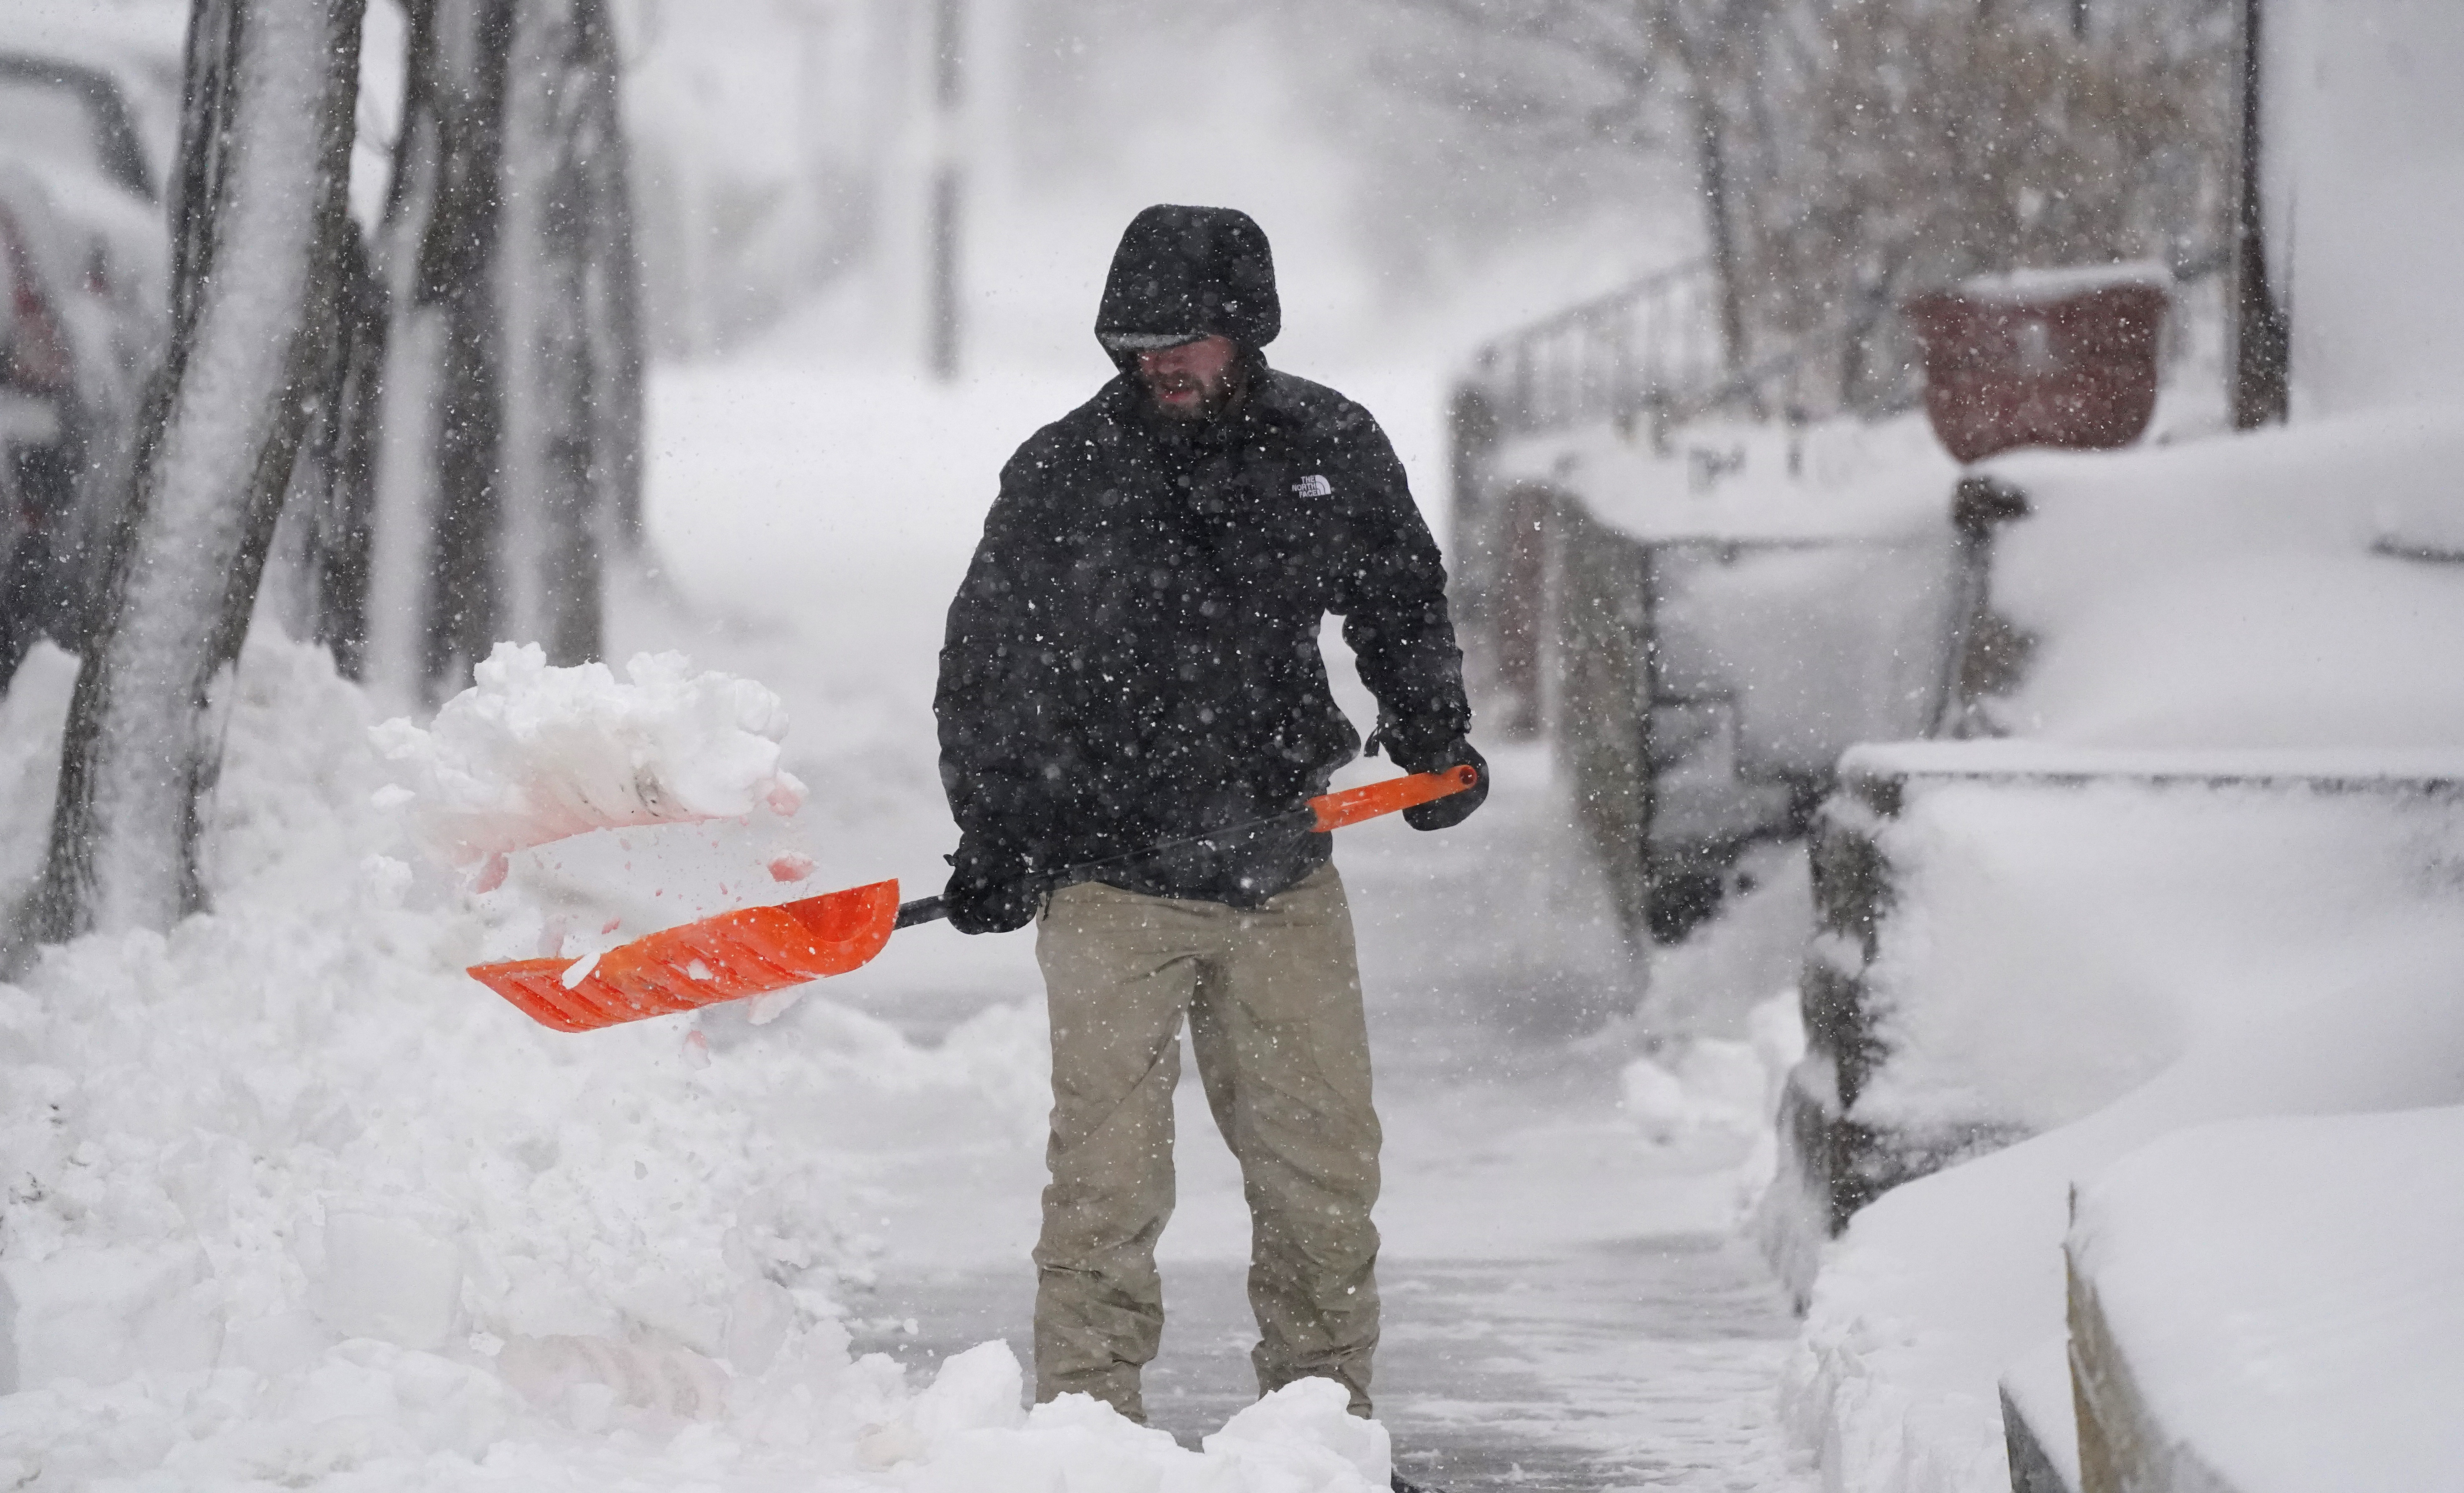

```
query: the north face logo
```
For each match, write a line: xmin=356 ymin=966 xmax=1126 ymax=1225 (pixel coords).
xmin=1292 ymin=474 xmax=1332 ymax=498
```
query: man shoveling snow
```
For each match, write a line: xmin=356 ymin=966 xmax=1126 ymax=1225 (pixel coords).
xmin=934 ymin=205 xmax=1487 ymax=1488
xmin=372 ymin=210 xmax=1485 ymax=1490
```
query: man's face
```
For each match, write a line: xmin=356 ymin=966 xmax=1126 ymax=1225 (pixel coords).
xmin=1136 ymin=335 xmax=1242 ymax=420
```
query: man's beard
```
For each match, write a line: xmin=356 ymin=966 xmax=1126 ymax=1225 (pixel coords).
xmin=1141 ymin=364 xmax=1244 ymax=422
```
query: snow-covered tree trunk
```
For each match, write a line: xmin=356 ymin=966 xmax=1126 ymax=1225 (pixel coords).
xmin=577 ymin=1 xmax=644 ymax=554
xmin=303 ymin=226 xmax=390 ymax=676
xmin=35 ymin=0 xmax=368 ymax=938
xmin=358 ymin=0 xmax=450 ymax=707
xmin=420 ymin=0 xmax=514 ymax=692
xmin=497 ymin=0 xmax=619 ymax=662
xmin=359 ymin=0 xmax=639 ymax=704
xmin=257 ymin=221 xmax=388 ymax=673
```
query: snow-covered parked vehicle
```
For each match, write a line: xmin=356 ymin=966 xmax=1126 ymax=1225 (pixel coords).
xmin=0 ymin=24 xmax=175 ymax=682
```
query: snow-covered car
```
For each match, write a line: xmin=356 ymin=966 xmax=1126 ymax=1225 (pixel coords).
xmin=0 ymin=22 xmax=176 ymax=681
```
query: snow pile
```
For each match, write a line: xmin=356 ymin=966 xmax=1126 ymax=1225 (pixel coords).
xmin=0 ymin=631 xmax=1379 ymax=1491
xmin=849 ymin=1348 xmax=1388 ymax=1493
xmin=1781 ymin=218 xmax=2464 ymax=1493
xmin=1620 ymin=993 xmax=1805 ymax=1149
xmin=2066 ymin=1108 xmax=2464 ymax=1493
xmin=1621 ymin=1041 xmax=1769 ymax=1146
xmin=1645 ymin=841 xmax=1814 ymax=1039
xmin=1617 ymin=993 xmax=1806 ymax=1228
xmin=373 ymin=642 xmax=808 ymax=877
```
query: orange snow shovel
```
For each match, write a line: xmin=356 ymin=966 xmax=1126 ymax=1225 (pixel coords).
xmin=468 ymin=765 xmax=1479 ymax=1033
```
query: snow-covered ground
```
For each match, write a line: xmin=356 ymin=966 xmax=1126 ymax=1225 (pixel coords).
xmin=0 ymin=340 xmax=1819 ymax=1487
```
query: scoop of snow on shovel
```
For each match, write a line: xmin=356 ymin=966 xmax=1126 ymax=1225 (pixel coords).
xmin=371 ymin=642 xmax=808 ymax=880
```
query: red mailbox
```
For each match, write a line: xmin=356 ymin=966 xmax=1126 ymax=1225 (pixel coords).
xmin=1903 ymin=270 xmax=2169 ymax=464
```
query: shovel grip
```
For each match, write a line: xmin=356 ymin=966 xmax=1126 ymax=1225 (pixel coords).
xmin=1307 ymin=765 xmax=1479 ymax=834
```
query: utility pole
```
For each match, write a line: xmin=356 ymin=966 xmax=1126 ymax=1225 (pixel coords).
xmin=2229 ymin=0 xmax=2290 ymax=427
xmin=926 ymin=0 xmax=963 ymax=380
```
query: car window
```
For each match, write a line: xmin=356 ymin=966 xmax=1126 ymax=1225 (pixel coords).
xmin=0 ymin=76 xmax=105 ymax=181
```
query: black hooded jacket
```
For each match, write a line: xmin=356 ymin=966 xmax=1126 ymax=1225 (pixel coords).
xmin=935 ymin=365 xmax=1470 ymax=907
xmin=936 ymin=206 xmax=1470 ymax=907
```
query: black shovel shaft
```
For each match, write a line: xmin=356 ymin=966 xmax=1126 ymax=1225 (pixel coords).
xmin=891 ymin=802 xmax=1326 ymax=934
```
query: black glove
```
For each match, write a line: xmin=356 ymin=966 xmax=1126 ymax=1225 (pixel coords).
xmin=1394 ymin=736 xmax=1488 ymax=831
xmin=942 ymin=841 xmax=1045 ymax=934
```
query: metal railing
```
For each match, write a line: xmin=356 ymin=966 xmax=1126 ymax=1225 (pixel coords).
xmin=1465 ymin=257 xmax=1729 ymax=439
xmin=1461 ymin=254 xmax=1925 ymax=450
xmin=1462 ymin=236 xmax=2231 ymax=451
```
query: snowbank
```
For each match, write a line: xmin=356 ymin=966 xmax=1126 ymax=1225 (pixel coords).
xmin=2066 ymin=1108 xmax=2464 ymax=1493
xmin=0 ymin=632 xmax=1387 ymax=1491
xmin=373 ymin=641 xmax=809 ymax=875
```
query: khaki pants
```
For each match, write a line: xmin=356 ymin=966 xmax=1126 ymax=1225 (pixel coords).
xmin=1030 ymin=863 xmax=1381 ymax=1423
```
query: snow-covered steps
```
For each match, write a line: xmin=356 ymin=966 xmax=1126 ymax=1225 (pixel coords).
xmin=1764 ymin=741 xmax=2464 ymax=1303
xmin=1948 ymin=408 xmax=2464 ymax=748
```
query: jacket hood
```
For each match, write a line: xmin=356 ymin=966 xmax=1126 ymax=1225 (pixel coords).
xmin=1095 ymin=205 xmax=1279 ymax=363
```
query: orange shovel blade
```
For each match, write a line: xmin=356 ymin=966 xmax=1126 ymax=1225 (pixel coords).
xmin=468 ymin=878 xmax=903 ymax=1032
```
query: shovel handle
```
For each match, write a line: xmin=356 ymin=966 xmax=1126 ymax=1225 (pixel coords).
xmin=894 ymin=768 xmax=1475 ymax=930
xmin=1307 ymin=764 xmax=1480 ymax=833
